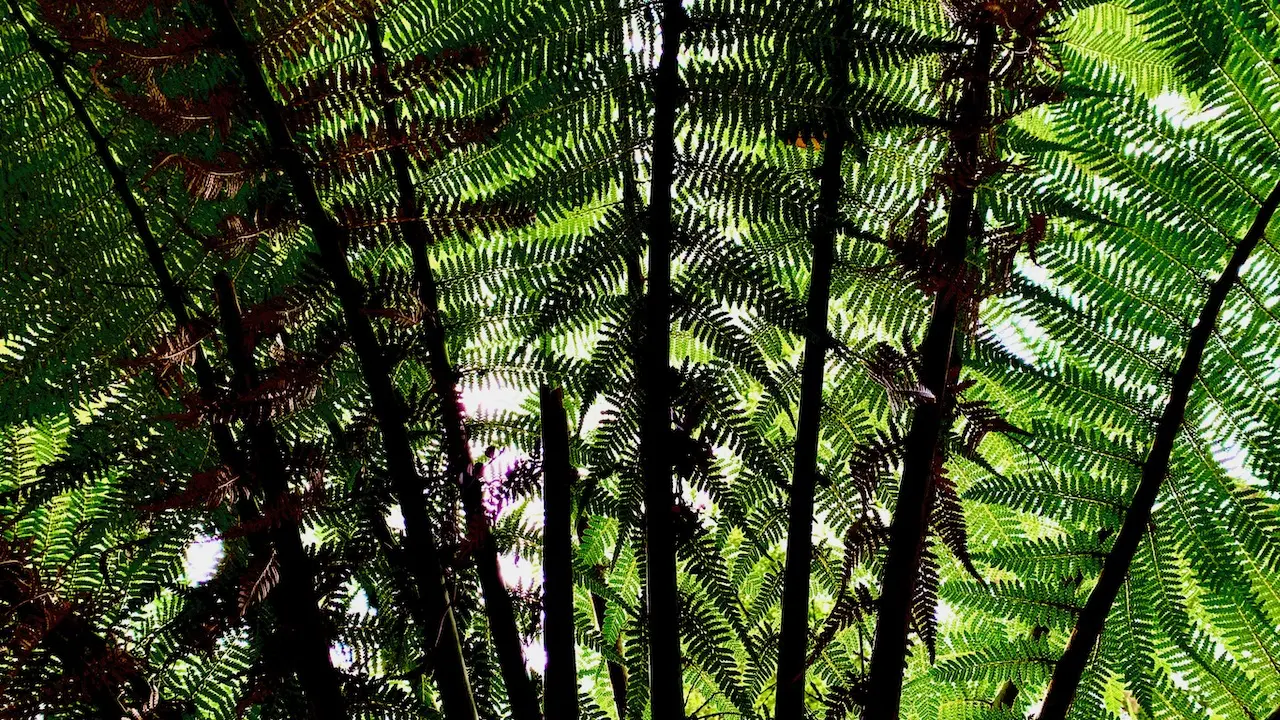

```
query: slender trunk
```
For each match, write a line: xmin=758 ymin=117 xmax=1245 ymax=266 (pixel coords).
xmin=12 ymin=7 xmax=346 ymax=713
xmin=205 ymin=5 xmax=478 ymax=717
xmin=864 ymin=24 xmax=995 ymax=720
xmin=596 ymin=151 xmax=639 ymax=720
xmin=213 ymin=273 xmax=347 ymax=720
xmin=772 ymin=12 xmax=851 ymax=716
xmin=640 ymin=1 xmax=687 ymax=717
xmin=1037 ymin=179 xmax=1280 ymax=720
xmin=541 ymin=385 xmax=579 ymax=720
xmin=361 ymin=15 xmax=540 ymax=719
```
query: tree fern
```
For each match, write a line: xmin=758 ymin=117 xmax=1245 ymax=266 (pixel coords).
xmin=4 ymin=0 xmax=1280 ymax=718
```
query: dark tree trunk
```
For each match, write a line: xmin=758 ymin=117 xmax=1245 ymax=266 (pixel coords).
xmin=1036 ymin=179 xmax=1280 ymax=720
xmin=361 ymin=14 xmax=540 ymax=720
xmin=213 ymin=273 xmax=348 ymax=720
xmin=206 ymin=5 xmax=479 ymax=718
xmin=864 ymin=23 xmax=995 ymax=720
xmin=13 ymin=8 xmax=346 ymax=714
xmin=541 ymin=386 xmax=579 ymax=720
xmin=772 ymin=8 xmax=851 ymax=715
xmin=640 ymin=1 xmax=687 ymax=717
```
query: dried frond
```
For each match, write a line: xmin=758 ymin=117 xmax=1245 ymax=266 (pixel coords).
xmin=95 ymin=71 xmax=239 ymax=138
xmin=315 ymin=112 xmax=507 ymax=177
xmin=808 ymin=582 xmax=876 ymax=666
xmin=140 ymin=464 xmax=244 ymax=512
xmin=232 ymin=355 xmax=326 ymax=424
xmin=223 ymin=496 xmax=307 ymax=540
xmin=56 ymin=0 xmax=181 ymax=20
xmin=237 ymin=549 xmax=280 ymax=616
xmin=847 ymin=430 xmax=901 ymax=515
xmin=930 ymin=463 xmax=983 ymax=584
xmin=982 ymin=213 xmax=1046 ymax=297
xmin=955 ymin=398 xmax=1029 ymax=451
xmin=911 ymin=547 xmax=940 ymax=663
xmin=253 ymin=0 xmax=377 ymax=63
xmin=146 ymin=152 xmax=261 ymax=200
xmin=865 ymin=342 xmax=932 ymax=412
xmin=841 ymin=515 xmax=887 ymax=574
xmin=336 ymin=199 xmax=533 ymax=246
xmin=238 ymin=289 xmax=316 ymax=348
xmin=80 ymin=26 xmax=214 ymax=78
xmin=206 ymin=205 xmax=292 ymax=259
xmin=117 ymin=318 xmax=216 ymax=395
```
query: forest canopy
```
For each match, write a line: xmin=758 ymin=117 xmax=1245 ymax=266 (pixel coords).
xmin=1 ymin=0 xmax=1278 ymax=719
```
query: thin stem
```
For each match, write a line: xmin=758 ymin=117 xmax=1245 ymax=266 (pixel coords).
xmin=1036 ymin=178 xmax=1280 ymax=720
xmin=361 ymin=13 xmax=539 ymax=719
xmin=772 ymin=4 xmax=851 ymax=715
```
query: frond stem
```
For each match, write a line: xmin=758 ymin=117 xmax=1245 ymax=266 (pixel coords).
xmin=1036 ymin=177 xmax=1280 ymax=720
xmin=640 ymin=1 xmax=688 ymax=717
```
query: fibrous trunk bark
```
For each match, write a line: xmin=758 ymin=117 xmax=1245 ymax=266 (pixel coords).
xmin=772 ymin=8 xmax=851 ymax=715
xmin=1036 ymin=179 xmax=1280 ymax=720
xmin=541 ymin=386 xmax=579 ymax=720
xmin=360 ymin=14 xmax=540 ymax=720
xmin=206 ymin=5 xmax=479 ymax=718
xmin=640 ymin=1 xmax=687 ymax=717
xmin=864 ymin=23 xmax=995 ymax=720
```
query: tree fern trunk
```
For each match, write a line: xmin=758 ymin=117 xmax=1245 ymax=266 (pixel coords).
xmin=213 ymin=273 xmax=348 ymax=720
xmin=541 ymin=385 xmax=578 ymax=720
xmin=640 ymin=1 xmax=686 ymax=716
xmin=1037 ymin=178 xmax=1280 ymax=720
xmin=206 ymin=6 xmax=479 ymax=718
xmin=772 ymin=9 xmax=851 ymax=715
xmin=361 ymin=15 xmax=541 ymax=720
xmin=864 ymin=23 xmax=995 ymax=720
xmin=12 ymin=9 xmax=347 ymax=715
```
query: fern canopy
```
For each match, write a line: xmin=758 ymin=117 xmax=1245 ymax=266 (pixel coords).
xmin=1 ymin=0 xmax=1278 ymax=719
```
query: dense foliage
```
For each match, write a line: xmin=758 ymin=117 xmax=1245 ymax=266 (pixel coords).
xmin=1 ymin=0 xmax=1278 ymax=718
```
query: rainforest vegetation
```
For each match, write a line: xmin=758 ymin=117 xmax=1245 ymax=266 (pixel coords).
xmin=1 ymin=0 xmax=1279 ymax=718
